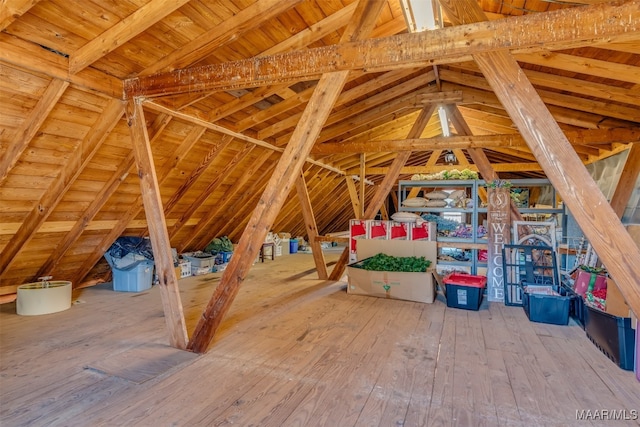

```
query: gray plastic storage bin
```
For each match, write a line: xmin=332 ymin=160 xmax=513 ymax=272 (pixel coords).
xmin=112 ymin=260 xmax=154 ymax=292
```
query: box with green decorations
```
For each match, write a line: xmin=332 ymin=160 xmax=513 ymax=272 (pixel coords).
xmin=346 ymin=239 xmax=437 ymax=303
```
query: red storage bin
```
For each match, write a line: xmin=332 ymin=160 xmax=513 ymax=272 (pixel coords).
xmin=443 ymin=273 xmax=487 ymax=310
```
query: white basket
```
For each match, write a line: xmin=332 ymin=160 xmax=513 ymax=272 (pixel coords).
xmin=179 ymin=261 xmax=191 ymax=278
xmin=191 ymin=266 xmax=210 ymax=276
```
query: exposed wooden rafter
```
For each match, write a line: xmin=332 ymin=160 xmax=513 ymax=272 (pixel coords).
xmin=126 ymin=98 xmax=188 ymax=349
xmin=69 ymin=0 xmax=192 ymax=74
xmin=0 ymin=34 xmax=123 ymax=98
xmin=610 ymin=144 xmax=640 ymax=218
xmin=139 ymin=0 xmax=305 ymax=76
xmin=0 ymin=78 xmax=68 ymax=186
xmin=0 ymin=0 xmax=41 ymax=31
xmin=295 ymin=172 xmax=328 ymax=279
xmin=312 ymin=128 xmax=640 ymax=154
xmin=124 ymin=1 xmax=640 ymax=98
xmin=144 ymin=100 xmax=345 ymax=175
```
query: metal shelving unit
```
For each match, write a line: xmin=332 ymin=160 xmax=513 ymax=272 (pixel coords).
xmin=398 ymin=179 xmax=564 ymax=275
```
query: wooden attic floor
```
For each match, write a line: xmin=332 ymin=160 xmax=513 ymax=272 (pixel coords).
xmin=1 ymin=250 xmax=639 ymax=427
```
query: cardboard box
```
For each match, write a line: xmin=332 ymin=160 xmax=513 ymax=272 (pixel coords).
xmin=605 ymin=278 xmax=631 ymax=318
xmin=366 ymin=219 xmax=389 ymax=239
xmin=349 ymin=219 xmax=367 ymax=262
xmin=346 ymin=239 xmax=438 ymax=304
xmin=388 ymin=221 xmax=409 ymax=240
xmin=408 ymin=221 xmax=436 ymax=241
xmin=356 ymin=239 xmax=438 ymax=262
xmin=347 ymin=266 xmax=435 ymax=303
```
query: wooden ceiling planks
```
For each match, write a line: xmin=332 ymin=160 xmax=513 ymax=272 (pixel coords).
xmin=185 ymin=149 xmax=277 ymax=251
xmin=0 ymin=0 xmax=41 ymax=31
xmin=0 ymin=99 xmax=125 ymax=284
xmin=69 ymin=0 xmax=193 ymax=74
xmin=140 ymin=0 xmax=306 ymax=76
xmin=0 ymin=78 xmax=69 ymax=184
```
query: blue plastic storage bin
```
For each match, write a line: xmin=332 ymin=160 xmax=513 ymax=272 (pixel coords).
xmin=522 ymin=284 xmax=571 ymax=325
xmin=584 ymin=305 xmax=636 ymax=370
xmin=214 ymin=251 xmax=232 ymax=265
xmin=289 ymin=239 xmax=299 ymax=254
xmin=112 ymin=260 xmax=154 ymax=292
xmin=221 ymin=251 xmax=232 ymax=262
xmin=558 ymin=282 xmax=585 ymax=328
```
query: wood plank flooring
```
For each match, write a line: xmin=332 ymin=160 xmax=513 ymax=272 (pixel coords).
xmin=1 ymin=250 xmax=638 ymax=426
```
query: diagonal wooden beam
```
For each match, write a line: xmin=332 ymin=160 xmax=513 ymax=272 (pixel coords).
xmin=0 ymin=78 xmax=68 ymax=185
xmin=173 ymin=3 xmax=359 ymax=113
xmin=0 ymin=35 xmax=123 ymax=98
xmin=187 ymin=0 xmax=386 ymax=354
xmin=610 ymin=144 xmax=640 ymax=218
xmin=446 ymin=104 xmax=526 ymax=224
xmin=312 ymin=128 xmax=640 ymax=155
xmin=208 ymin=162 xmax=278 ymax=245
xmin=310 ymin=87 xmax=444 ymax=146
xmin=359 ymin=154 xmax=366 ymax=218
xmin=270 ymin=167 xmax=324 ymax=235
xmin=143 ymin=100 xmax=345 ymax=175
xmin=124 ymin=1 xmax=640 ymax=98
xmin=126 ymin=99 xmax=188 ymax=350
xmin=140 ymin=0 xmax=304 ymax=76
xmin=69 ymin=0 xmax=191 ymax=73
xmin=442 ymin=67 xmax=640 ymax=124
xmin=0 ymin=98 xmax=124 ymax=278
xmin=282 ymin=169 xmax=337 ymax=236
xmin=515 ymin=50 xmax=640 ymax=86
xmin=439 ymin=65 xmax=640 ymax=115
xmin=189 ymin=73 xmax=354 ymax=351
xmin=257 ymin=68 xmax=428 ymax=141
xmin=345 ymin=176 xmax=361 ymax=219
xmin=206 ymin=84 xmax=296 ymax=122
xmin=295 ymin=172 xmax=328 ymax=279
xmin=0 ymin=0 xmax=41 ymax=31
xmin=442 ymin=0 xmax=640 ymax=319
xmin=236 ymin=85 xmax=317 ymax=132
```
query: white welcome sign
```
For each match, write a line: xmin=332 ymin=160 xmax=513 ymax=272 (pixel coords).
xmin=487 ymin=187 xmax=511 ymax=302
